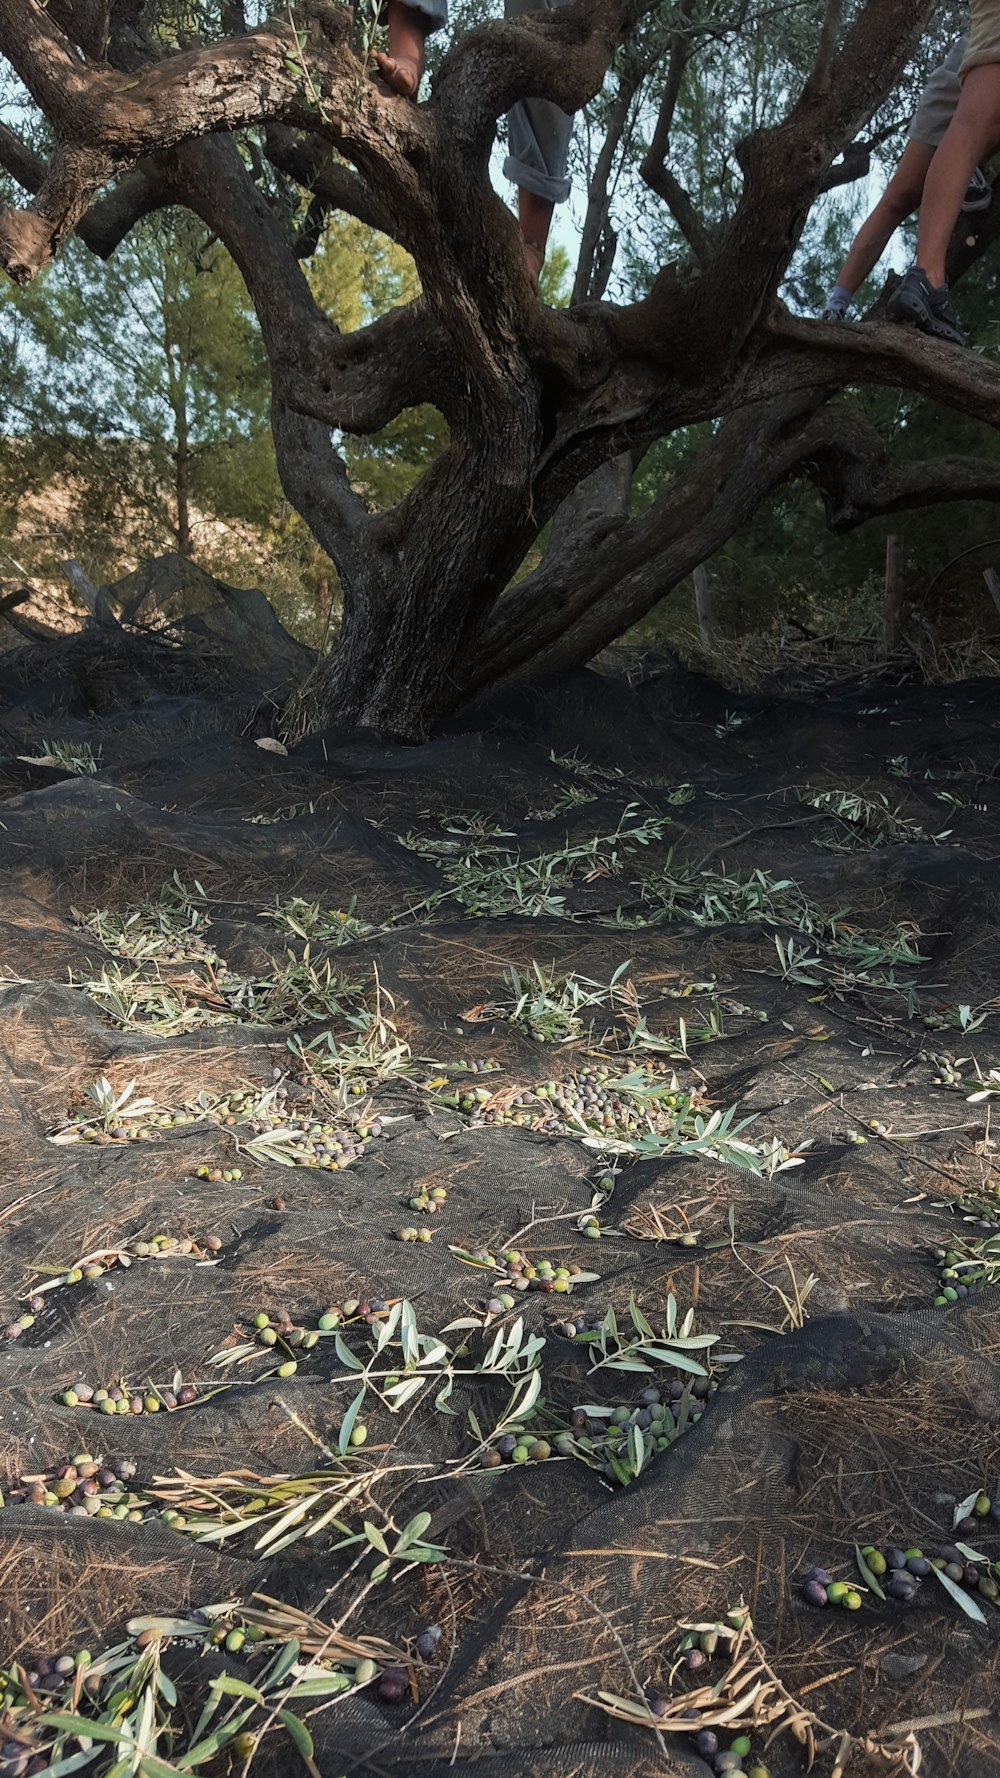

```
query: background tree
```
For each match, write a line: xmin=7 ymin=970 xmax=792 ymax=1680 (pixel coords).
xmin=1 ymin=212 xmax=274 ymax=556
xmin=1 ymin=0 xmax=999 ymax=737
xmin=0 ymin=199 xmax=459 ymax=636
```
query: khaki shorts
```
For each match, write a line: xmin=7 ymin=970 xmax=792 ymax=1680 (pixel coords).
xmin=907 ymin=39 xmax=965 ymax=145
xmin=401 ymin=0 xmax=575 ymax=203
xmin=963 ymin=0 xmax=1000 ymax=74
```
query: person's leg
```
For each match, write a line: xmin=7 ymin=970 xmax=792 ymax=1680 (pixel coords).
xmin=505 ymin=94 xmax=573 ymax=289
xmin=519 ymin=189 xmax=555 ymax=289
xmin=822 ymin=140 xmax=934 ymax=316
xmin=914 ymin=63 xmax=1000 ymax=284
xmin=504 ymin=0 xmax=575 ymax=290
xmin=374 ymin=0 xmax=435 ymax=97
xmin=886 ymin=61 xmax=1000 ymax=343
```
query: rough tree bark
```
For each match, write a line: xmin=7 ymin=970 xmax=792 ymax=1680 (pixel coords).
xmin=2 ymin=0 xmax=1000 ymax=736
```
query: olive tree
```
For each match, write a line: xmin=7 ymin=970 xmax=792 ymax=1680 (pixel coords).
xmin=2 ymin=0 xmax=999 ymax=735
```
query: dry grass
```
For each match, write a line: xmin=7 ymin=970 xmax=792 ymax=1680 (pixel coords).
xmin=0 ymin=1533 xmax=231 ymax=1660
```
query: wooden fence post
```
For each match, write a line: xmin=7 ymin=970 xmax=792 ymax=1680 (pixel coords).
xmin=882 ymin=534 xmax=901 ymax=654
xmin=693 ymin=564 xmax=715 ymax=650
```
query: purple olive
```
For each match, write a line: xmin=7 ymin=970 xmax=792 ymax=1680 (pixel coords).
xmin=906 ymin=1557 xmax=930 ymax=1577
xmin=696 ymin=1730 xmax=720 ymax=1757
xmin=801 ymin=1579 xmax=828 ymax=1608
xmin=802 ymin=1566 xmax=832 ymax=1586
xmin=886 ymin=1575 xmax=916 ymax=1602
xmin=885 ymin=1549 xmax=907 ymax=1570
xmin=415 ymin=1628 xmax=442 ymax=1660
xmin=377 ymin=1666 xmax=407 ymax=1704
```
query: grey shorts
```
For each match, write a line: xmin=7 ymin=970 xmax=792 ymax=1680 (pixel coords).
xmin=907 ymin=38 xmax=966 ymax=145
xmin=412 ymin=0 xmax=575 ymax=202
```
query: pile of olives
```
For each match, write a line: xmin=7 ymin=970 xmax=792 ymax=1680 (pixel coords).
xmin=456 ymin=1248 xmax=596 ymax=1294
xmin=59 ymin=1381 xmax=200 ymax=1413
xmin=801 ymin=1492 xmax=1000 ymax=1610
xmin=5 ymin=1234 xmax=223 ymax=1341
xmin=799 ymin=1568 xmax=862 ymax=1610
xmin=649 ymin=1620 xmax=770 ymax=1776
xmin=54 ymin=1082 xmax=383 ymax=1172
xmin=477 ymin=1377 xmax=717 ymax=1481
xmin=408 ymin=1183 xmax=448 ymax=1213
xmin=558 ymin=1380 xmax=716 ymax=1480
xmin=680 ymin=1731 xmax=768 ymax=1778
xmin=225 ymin=1086 xmax=383 ymax=1170
xmin=933 ymin=1237 xmax=1000 ymax=1306
xmin=480 ymin=1435 xmax=553 ymax=1469
xmin=60 ymin=1108 xmax=201 ymax=1144
xmin=431 ymin=1063 xmax=701 ymax=1144
xmin=425 ymin=1060 xmax=500 ymax=1077
xmin=1 ymin=1454 xmax=140 ymax=1520
xmin=245 ymin=1297 xmax=395 ymax=1380
xmin=0 ymin=1650 xmax=94 ymax=1775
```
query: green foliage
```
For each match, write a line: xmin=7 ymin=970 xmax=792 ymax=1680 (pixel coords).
xmin=0 ymin=213 xmax=274 ymax=557
xmin=307 ymin=215 xmax=447 ymax=508
xmin=0 ymin=200 xmax=447 ymax=639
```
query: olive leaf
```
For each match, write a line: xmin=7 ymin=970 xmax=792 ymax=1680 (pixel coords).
xmin=277 ymin=1707 xmax=314 ymax=1763
xmin=953 ymin=1490 xmax=981 ymax=1527
xmin=933 ymin=1565 xmax=988 ymax=1624
xmin=854 ymin=1545 xmax=886 ymax=1602
xmin=338 ymin=1386 xmax=367 ymax=1454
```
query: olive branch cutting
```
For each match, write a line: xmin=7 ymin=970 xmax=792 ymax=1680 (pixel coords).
xmin=576 ymin=1604 xmax=924 ymax=1776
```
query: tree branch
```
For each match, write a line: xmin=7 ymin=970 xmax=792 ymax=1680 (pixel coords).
xmin=638 ymin=0 xmax=714 ymax=267
xmin=165 ymin=135 xmax=454 ymax=434
xmin=572 ymin=52 xmax=641 ymax=302
xmin=0 ymin=122 xmax=172 ymax=256
xmin=0 ymin=1 xmax=354 ymax=279
xmin=693 ymin=0 xmax=938 ymax=357
xmin=469 ymin=396 xmax=818 ymax=687
xmin=802 ymin=406 xmax=1000 ymax=528
xmin=469 ymin=388 xmax=1000 ymax=692
xmin=263 ymin=123 xmax=397 ymax=239
xmin=817 ymin=115 xmax=908 ymax=193
xmin=761 ymin=310 xmax=1000 ymax=433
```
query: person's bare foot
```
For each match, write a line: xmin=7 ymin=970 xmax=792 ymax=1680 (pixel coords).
xmin=373 ymin=50 xmax=422 ymax=97
xmin=521 ymin=237 xmax=545 ymax=293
